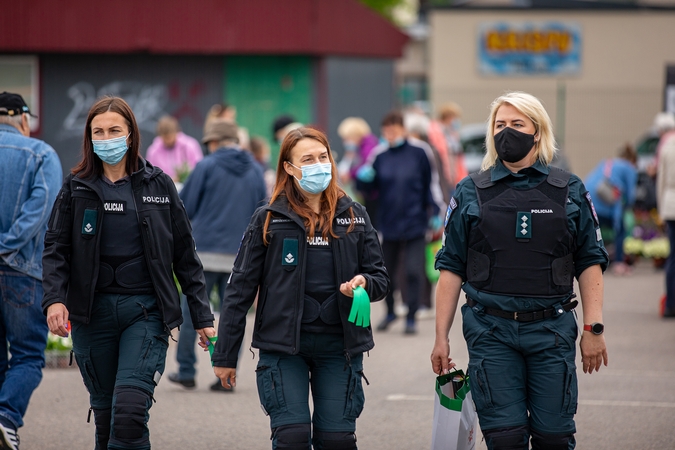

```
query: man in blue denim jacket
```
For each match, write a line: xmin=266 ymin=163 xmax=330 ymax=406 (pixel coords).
xmin=0 ymin=92 xmax=62 ymax=450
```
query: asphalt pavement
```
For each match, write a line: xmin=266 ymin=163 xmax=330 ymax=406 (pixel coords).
xmin=21 ymin=259 xmax=675 ymax=449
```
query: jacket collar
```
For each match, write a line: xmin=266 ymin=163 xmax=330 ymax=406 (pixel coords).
xmin=0 ymin=124 xmax=21 ymax=135
xmin=265 ymin=194 xmax=356 ymax=229
xmin=491 ymin=158 xmax=549 ymax=183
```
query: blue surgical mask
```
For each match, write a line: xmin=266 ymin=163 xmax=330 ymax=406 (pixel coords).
xmin=92 ymin=134 xmax=129 ymax=166
xmin=389 ymin=137 xmax=405 ymax=148
xmin=289 ymin=162 xmax=332 ymax=194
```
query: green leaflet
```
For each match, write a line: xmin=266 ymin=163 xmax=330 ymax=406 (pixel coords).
xmin=348 ymin=286 xmax=371 ymax=327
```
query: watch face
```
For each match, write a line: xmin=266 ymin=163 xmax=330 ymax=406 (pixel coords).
xmin=591 ymin=323 xmax=604 ymax=335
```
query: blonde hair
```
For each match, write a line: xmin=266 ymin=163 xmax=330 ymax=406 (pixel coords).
xmin=437 ymin=102 xmax=462 ymax=121
xmin=337 ymin=117 xmax=371 ymax=141
xmin=481 ymin=92 xmax=557 ymax=172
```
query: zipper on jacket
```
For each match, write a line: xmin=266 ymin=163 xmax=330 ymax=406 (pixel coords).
xmin=132 ymin=192 xmax=166 ymax=330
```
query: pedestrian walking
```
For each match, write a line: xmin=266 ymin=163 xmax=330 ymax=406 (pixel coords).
xmin=431 ymin=91 xmax=609 ymax=450
xmin=168 ymin=119 xmax=266 ymax=391
xmin=145 ymin=115 xmax=203 ymax=182
xmin=42 ymin=96 xmax=215 ymax=450
xmin=356 ymin=111 xmax=445 ymax=334
xmin=656 ymin=112 xmax=675 ymax=317
xmin=0 ymin=92 xmax=62 ymax=450
xmin=212 ymin=127 xmax=389 ymax=450
xmin=585 ymin=144 xmax=638 ymax=275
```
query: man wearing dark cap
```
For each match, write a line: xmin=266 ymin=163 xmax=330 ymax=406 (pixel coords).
xmin=0 ymin=92 xmax=62 ymax=449
xmin=272 ymin=114 xmax=302 ymax=144
xmin=168 ymin=119 xmax=266 ymax=391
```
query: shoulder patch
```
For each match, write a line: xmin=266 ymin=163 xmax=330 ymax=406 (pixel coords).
xmin=585 ymin=192 xmax=600 ymax=227
xmin=445 ymin=196 xmax=458 ymax=227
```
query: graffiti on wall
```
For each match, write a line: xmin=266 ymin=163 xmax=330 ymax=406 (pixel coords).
xmin=60 ymin=80 xmax=207 ymax=138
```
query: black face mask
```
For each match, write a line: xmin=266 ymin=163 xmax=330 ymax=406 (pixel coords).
xmin=494 ymin=127 xmax=535 ymax=163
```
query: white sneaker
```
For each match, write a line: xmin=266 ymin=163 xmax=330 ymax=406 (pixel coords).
xmin=0 ymin=423 xmax=19 ymax=450
xmin=395 ymin=304 xmax=409 ymax=317
xmin=417 ymin=307 xmax=436 ymax=320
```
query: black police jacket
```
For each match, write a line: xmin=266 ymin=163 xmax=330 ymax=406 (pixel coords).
xmin=41 ymin=159 xmax=214 ymax=332
xmin=212 ymin=195 xmax=390 ymax=368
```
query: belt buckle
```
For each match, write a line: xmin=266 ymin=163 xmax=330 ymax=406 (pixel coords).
xmin=513 ymin=311 xmax=519 ymax=321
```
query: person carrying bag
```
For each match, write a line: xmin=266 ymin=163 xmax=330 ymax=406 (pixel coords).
xmin=432 ymin=369 xmax=477 ymax=450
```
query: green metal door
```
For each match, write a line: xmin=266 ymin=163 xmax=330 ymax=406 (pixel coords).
xmin=225 ymin=55 xmax=314 ymax=167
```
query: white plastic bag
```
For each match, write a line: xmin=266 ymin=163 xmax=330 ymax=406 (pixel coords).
xmin=431 ymin=370 xmax=478 ymax=450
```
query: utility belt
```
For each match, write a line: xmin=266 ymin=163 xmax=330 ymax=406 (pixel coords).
xmin=96 ymin=254 xmax=154 ymax=294
xmin=466 ymin=296 xmax=578 ymax=323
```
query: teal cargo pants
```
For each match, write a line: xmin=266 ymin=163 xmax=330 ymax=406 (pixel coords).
xmin=71 ymin=293 xmax=169 ymax=450
xmin=462 ymin=302 xmax=578 ymax=450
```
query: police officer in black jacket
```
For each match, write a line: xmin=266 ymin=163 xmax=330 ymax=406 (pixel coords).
xmin=43 ymin=96 xmax=215 ymax=450
xmin=212 ymin=127 xmax=389 ymax=450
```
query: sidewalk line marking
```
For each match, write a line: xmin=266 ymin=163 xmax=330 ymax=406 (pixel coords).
xmin=580 ymin=400 xmax=675 ymax=408
xmin=386 ymin=394 xmax=434 ymax=401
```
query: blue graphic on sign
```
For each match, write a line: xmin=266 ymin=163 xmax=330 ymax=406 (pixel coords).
xmin=478 ymin=22 xmax=582 ymax=76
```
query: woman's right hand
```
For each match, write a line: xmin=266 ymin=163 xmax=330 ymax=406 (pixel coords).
xmin=430 ymin=338 xmax=456 ymax=376
xmin=214 ymin=367 xmax=237 ymax=390
xmin=47 ymin=303 xmax=70 ymax=337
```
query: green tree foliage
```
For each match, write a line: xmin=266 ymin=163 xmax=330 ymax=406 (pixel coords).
xmin=358 ymin=0 xmax=408 ymax=23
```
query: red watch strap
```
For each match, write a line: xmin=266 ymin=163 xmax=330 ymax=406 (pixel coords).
xmin=583 ymin=324 xmax=592 ymax=332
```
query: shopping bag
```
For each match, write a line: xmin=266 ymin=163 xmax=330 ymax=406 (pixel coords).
xmin=426 ymin=240 xmax=443 ymax=284
xmin=431 ymin=370 xmax=477 ymax=450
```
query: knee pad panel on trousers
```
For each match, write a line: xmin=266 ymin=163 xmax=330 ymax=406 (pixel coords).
xmin=272 ymin=423 xmax=311 ymax=450
xmin=483 ymin=425 xmax=529 ymax=450
xmin=312 ymin=431 xmax=357 ymax=450
xmin=530 ymin=428 xmax=575 ymax=450
xmin=92 ymin=408 xmax=111 ymax=450
xmin=110 ymin=386 xmax=152 ymax=449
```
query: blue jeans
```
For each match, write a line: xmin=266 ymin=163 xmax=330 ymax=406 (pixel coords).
xmin=598 ymin=214 xmax=625 ymax=263
xmin=176 ymin=271 xmax=228 ymax=379
xmin=462 ymin=303 xmax=578 ymax=448
xmin=0 ymin=265 xmax=47 ymax=430
xmin=256 ymin=333 xmax=365 ymax=440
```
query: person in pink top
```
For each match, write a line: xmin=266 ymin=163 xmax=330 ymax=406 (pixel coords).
xmin=146 ymin=115 xmax=203 ymax=181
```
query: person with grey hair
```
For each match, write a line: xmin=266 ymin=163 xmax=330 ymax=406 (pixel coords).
xmin=0 ymin=92 xmax=62 ymax=450
xmin=432 ymin=92 xmax=609 ymax=450
xmin=168 ymin=119 xmax=267 ymax=391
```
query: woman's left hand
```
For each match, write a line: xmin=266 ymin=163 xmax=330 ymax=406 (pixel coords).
xmin=339 ymin=274 xmax=367 ymax=298
xmin=196 ymin=327 xmax=217 ymax=351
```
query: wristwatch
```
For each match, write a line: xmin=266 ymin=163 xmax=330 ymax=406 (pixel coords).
xmin=583 ymin=323 xmax=604 ymax=335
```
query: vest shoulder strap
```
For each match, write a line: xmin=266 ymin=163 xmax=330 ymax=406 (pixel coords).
xmin=546 ymin=166 xmax=571 ymax=188
xmin=469 ymin=170 xmax=494 ymax=189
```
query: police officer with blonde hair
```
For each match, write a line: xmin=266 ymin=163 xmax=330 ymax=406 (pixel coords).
xmin=431 ymin=92 xmax=609 ymax=449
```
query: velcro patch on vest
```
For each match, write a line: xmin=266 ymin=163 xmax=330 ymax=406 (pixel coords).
xmin=142 ymin=195 xmax=170 ymax=204
xmin=282 ymin=238 xmax=298 ymax=266
xmin=516 ymin=211 xmax=532 ymax=239
xmin=103 ymin=201 xmax=126 ymax=214
xmin=82 ymin=208 xmax=97 ymax=235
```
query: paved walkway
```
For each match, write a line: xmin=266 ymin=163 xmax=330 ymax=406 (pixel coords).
xmin=22 ymin=260 xmax=675 ymax=449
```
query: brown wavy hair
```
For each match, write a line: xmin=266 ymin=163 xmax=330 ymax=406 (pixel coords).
xmin=263 ymin=127 xmax=354 ymax=245
xmin=72 ymin=96 xmax=141 ymax=179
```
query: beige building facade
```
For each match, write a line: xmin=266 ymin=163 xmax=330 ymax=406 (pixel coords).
xmin=428 ymin=9 xmax=675 ymax=177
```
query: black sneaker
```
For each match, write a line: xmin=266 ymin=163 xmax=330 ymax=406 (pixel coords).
xmin=210 ymin=379 xmax=234 ymax=393
xmin=167 ymin=373 xmax=196 ymax=389
xmin=376 ymin=315 xmax=397 ymax=331
xmin=0 ymin=422 xmax=19 ymax=450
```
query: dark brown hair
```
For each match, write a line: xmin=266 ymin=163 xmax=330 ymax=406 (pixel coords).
xmin=381 ymin=111 xmax=404 ymax=127
xmin=618 ymin=142 xmax=637 ymax=165
xmin=263 ymin=127 xmax=354 ymax=245
xmin=72 ymin=96 xmax=141 ymax=179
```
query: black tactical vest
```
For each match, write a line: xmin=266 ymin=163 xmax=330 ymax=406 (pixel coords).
xmin=466 ymin=167 xmax=575 ymax=298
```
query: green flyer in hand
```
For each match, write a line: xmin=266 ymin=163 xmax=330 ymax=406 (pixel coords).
xmin=208 ymin=336 xmax=218 ymax=367
xmin=348 ymin=286 xmax=371 ymax=327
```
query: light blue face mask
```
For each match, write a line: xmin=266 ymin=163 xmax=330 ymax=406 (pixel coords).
xmin=92 ymin=134 xmax=129 ymax=166
xmin=289 ymin=162 xmax=332 ymax=194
